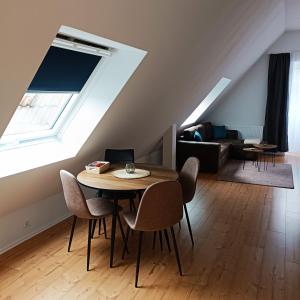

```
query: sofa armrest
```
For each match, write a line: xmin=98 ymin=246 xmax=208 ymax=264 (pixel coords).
xmin=176 ymin=140 xmax=221 ymax=172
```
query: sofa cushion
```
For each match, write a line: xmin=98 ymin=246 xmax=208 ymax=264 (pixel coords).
xmin=226 ymin=129 xmax=239 ymax=140
xmin=183 ymin=130 xmax=193 ymax=141
xmin=193 ymin=130 xmax=203 ymax=141
xmin=183 ymin=127 xmax=197 ymax=141
xmin=213 ymin=125 xmax=226 ymax=139
xmin=203 ymin=122 xmax=213 ymax=141
xmin=196 ymin=124 xmax=206 ymax=140
xmin=183 ymin=124 xmax=207 ymax=141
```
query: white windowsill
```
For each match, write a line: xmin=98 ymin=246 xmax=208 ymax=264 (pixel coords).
xmin=0 ymin=139 xmax=75 ymax=178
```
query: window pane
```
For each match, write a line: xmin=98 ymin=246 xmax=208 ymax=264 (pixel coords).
xmin=3 ymin=93 xmax=72 ymax=136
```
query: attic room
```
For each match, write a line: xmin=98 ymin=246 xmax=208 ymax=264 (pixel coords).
xmin=1 ymin=0 xmax=300 ymax=298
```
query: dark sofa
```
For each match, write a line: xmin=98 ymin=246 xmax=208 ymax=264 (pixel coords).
xmin=177 ymin=122 xmax=243 ymax=172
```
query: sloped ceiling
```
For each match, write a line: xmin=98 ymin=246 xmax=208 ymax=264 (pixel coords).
xmin=0 ymin=0 xmax=287 ymax=215
xmin=285 ymin=0 xmax=300 ymax=30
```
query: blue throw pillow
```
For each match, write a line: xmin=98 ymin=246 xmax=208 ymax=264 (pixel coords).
xmin=213 ymin=125 xmax=226 ymax=139
xmin=193 ymin=130 xmax=203 ymax=142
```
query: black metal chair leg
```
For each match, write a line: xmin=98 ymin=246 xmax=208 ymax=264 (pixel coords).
xmin=87 ymin=219 xmax=93 ymax=271
xmin=135 ymin=231 xmax=143 ymax=288
xmin=92 ymin=219 xmax=97 ymax=238
xmin=122 ymin=225 xmax=131 ymax=259
xmin=98 ymin=218 xmax=102 ymax=236
xmin=164 ymin=229 xmax=171 ymax=252
xmin=68 ymin=216 xmax=77 ymax=252
xmin=103 ymin=218 xmax=107 ymax=239
xmin=117 ymin=213 xmax=129 ymax=254
xmin=159 ymin=230 xmax=163 ymax=251
xmin=170 ymin=226 xmax=182 ymax=276
xmin=184 ymin=203 xmax=194 ymax=246
xmin=110 ymin=199 xmax=118 ymax=268
xmin=152 ymin=231 xmax=157 ymax=250
xmin=178 ymin=221 xmax=181 ymax=230
xmin=129 ymin=198 xmax=136 ymax=237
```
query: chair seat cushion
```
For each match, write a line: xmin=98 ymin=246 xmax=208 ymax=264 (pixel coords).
xmin=86 ymin=198 xmax=121 ymax=218
xmin=123 ymin=211 xmax=137 ymax=229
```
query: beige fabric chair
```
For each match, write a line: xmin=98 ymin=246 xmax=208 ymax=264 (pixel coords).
xmin=60 ymin=170 xmax=126 ymax=271
xmin=178 ymin=157 xmax=200 ymax=245
xmin=122 ymin=180 xmax=183 ymax=288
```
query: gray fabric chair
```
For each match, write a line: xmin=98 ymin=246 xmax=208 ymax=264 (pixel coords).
xmin=60 ymin=170 xmax=126 ymax=271
xmin=178 ymin=157 xmax=200 ymax=246
xmin=122 ymin=180 xmax=183 ymax=288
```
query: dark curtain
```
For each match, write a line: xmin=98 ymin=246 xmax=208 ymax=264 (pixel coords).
xmin=263 ymin=53 xmax=290 ymax=152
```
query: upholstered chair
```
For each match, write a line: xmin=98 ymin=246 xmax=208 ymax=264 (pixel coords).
xmin=122 ymin=180 xmax=183 ymax=288
xmin=98 ymin=149 xmax=137 ymax=210
xmin=178 ymin=157 xmax=200 ymax=246
xmin=60 ymin=170 xmax=127 ymax=271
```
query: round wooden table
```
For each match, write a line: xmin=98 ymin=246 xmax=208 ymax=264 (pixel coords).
xmin=253 ymin=144 xmax=277 ymax=170
xmin=77 ymin=164 xmax=178 ymax=267
xmin=242 ymin=147 xmax=263 ymax=171
xmin=77 ymin=164 xmax=178 ymax=191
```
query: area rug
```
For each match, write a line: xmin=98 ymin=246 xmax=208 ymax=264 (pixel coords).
xmin=218 ymin=160 xmax=294 ymax=189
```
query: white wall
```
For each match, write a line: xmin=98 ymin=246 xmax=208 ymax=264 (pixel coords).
xmin=0 ymin=193 xmax=69 ymax=254
xmin=205 ymin=55 xmax=269 ymax=129
xmin=268 ymin=30 xmax=300 ymax=53
xmin=205 ymin=30 xmax=300 ymax=137
xmin=0 ymin=187 xmax=95 ymax=254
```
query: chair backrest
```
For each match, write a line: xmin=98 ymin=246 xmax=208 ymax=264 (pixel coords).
xmin=179 ymin=157 xmax=200 ymax=204
xmin=133 ymin=181 xmax=183 ymax=231
xmin=104 ymin=149 xmax=134 ymax=164
xmin=60 ymin=170 xmax=91 ymax=219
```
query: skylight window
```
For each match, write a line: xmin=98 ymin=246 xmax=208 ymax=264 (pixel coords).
xmin=181 ymin=77 xmax=231 ymax=127
xmin=0 ymin=25 xmax=146 ymax=178
xmin=0 ymin=39 xmax=102 ymax=148
xmin=4 ymin=93 xmax=73 ymax=135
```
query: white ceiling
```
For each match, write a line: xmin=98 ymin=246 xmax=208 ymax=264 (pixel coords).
xmin=0 ymin=0 xmax=297 ymax=215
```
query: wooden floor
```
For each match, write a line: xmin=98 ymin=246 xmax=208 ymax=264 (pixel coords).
xmin=1 ymin=154 xmax=300 ymax=299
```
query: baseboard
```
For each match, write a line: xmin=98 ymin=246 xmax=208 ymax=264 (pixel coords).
xmin=0 ymin=211 xmax=71 ymax=254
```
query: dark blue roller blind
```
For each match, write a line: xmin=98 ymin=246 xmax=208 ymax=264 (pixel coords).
xmin=28 ymin=46 xmax=101 ymax=92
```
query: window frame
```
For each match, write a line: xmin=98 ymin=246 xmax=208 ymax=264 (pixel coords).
xmin=0 ymin=54 xmax=106 ymax=150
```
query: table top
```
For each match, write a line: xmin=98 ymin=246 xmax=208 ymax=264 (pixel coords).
xmin=253 ymin=143 xmax=277 ymax=150
xmin=243 ymin=147 xmax=263 ymax=153
xmin=77 ymin=164 xmax=178 ymax=191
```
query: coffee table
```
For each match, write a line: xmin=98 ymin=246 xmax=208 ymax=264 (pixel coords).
xmin=242 ymin=148 xmax=263 ymax=171
xmin=253 ymin=144 xmax=277 ymax=170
